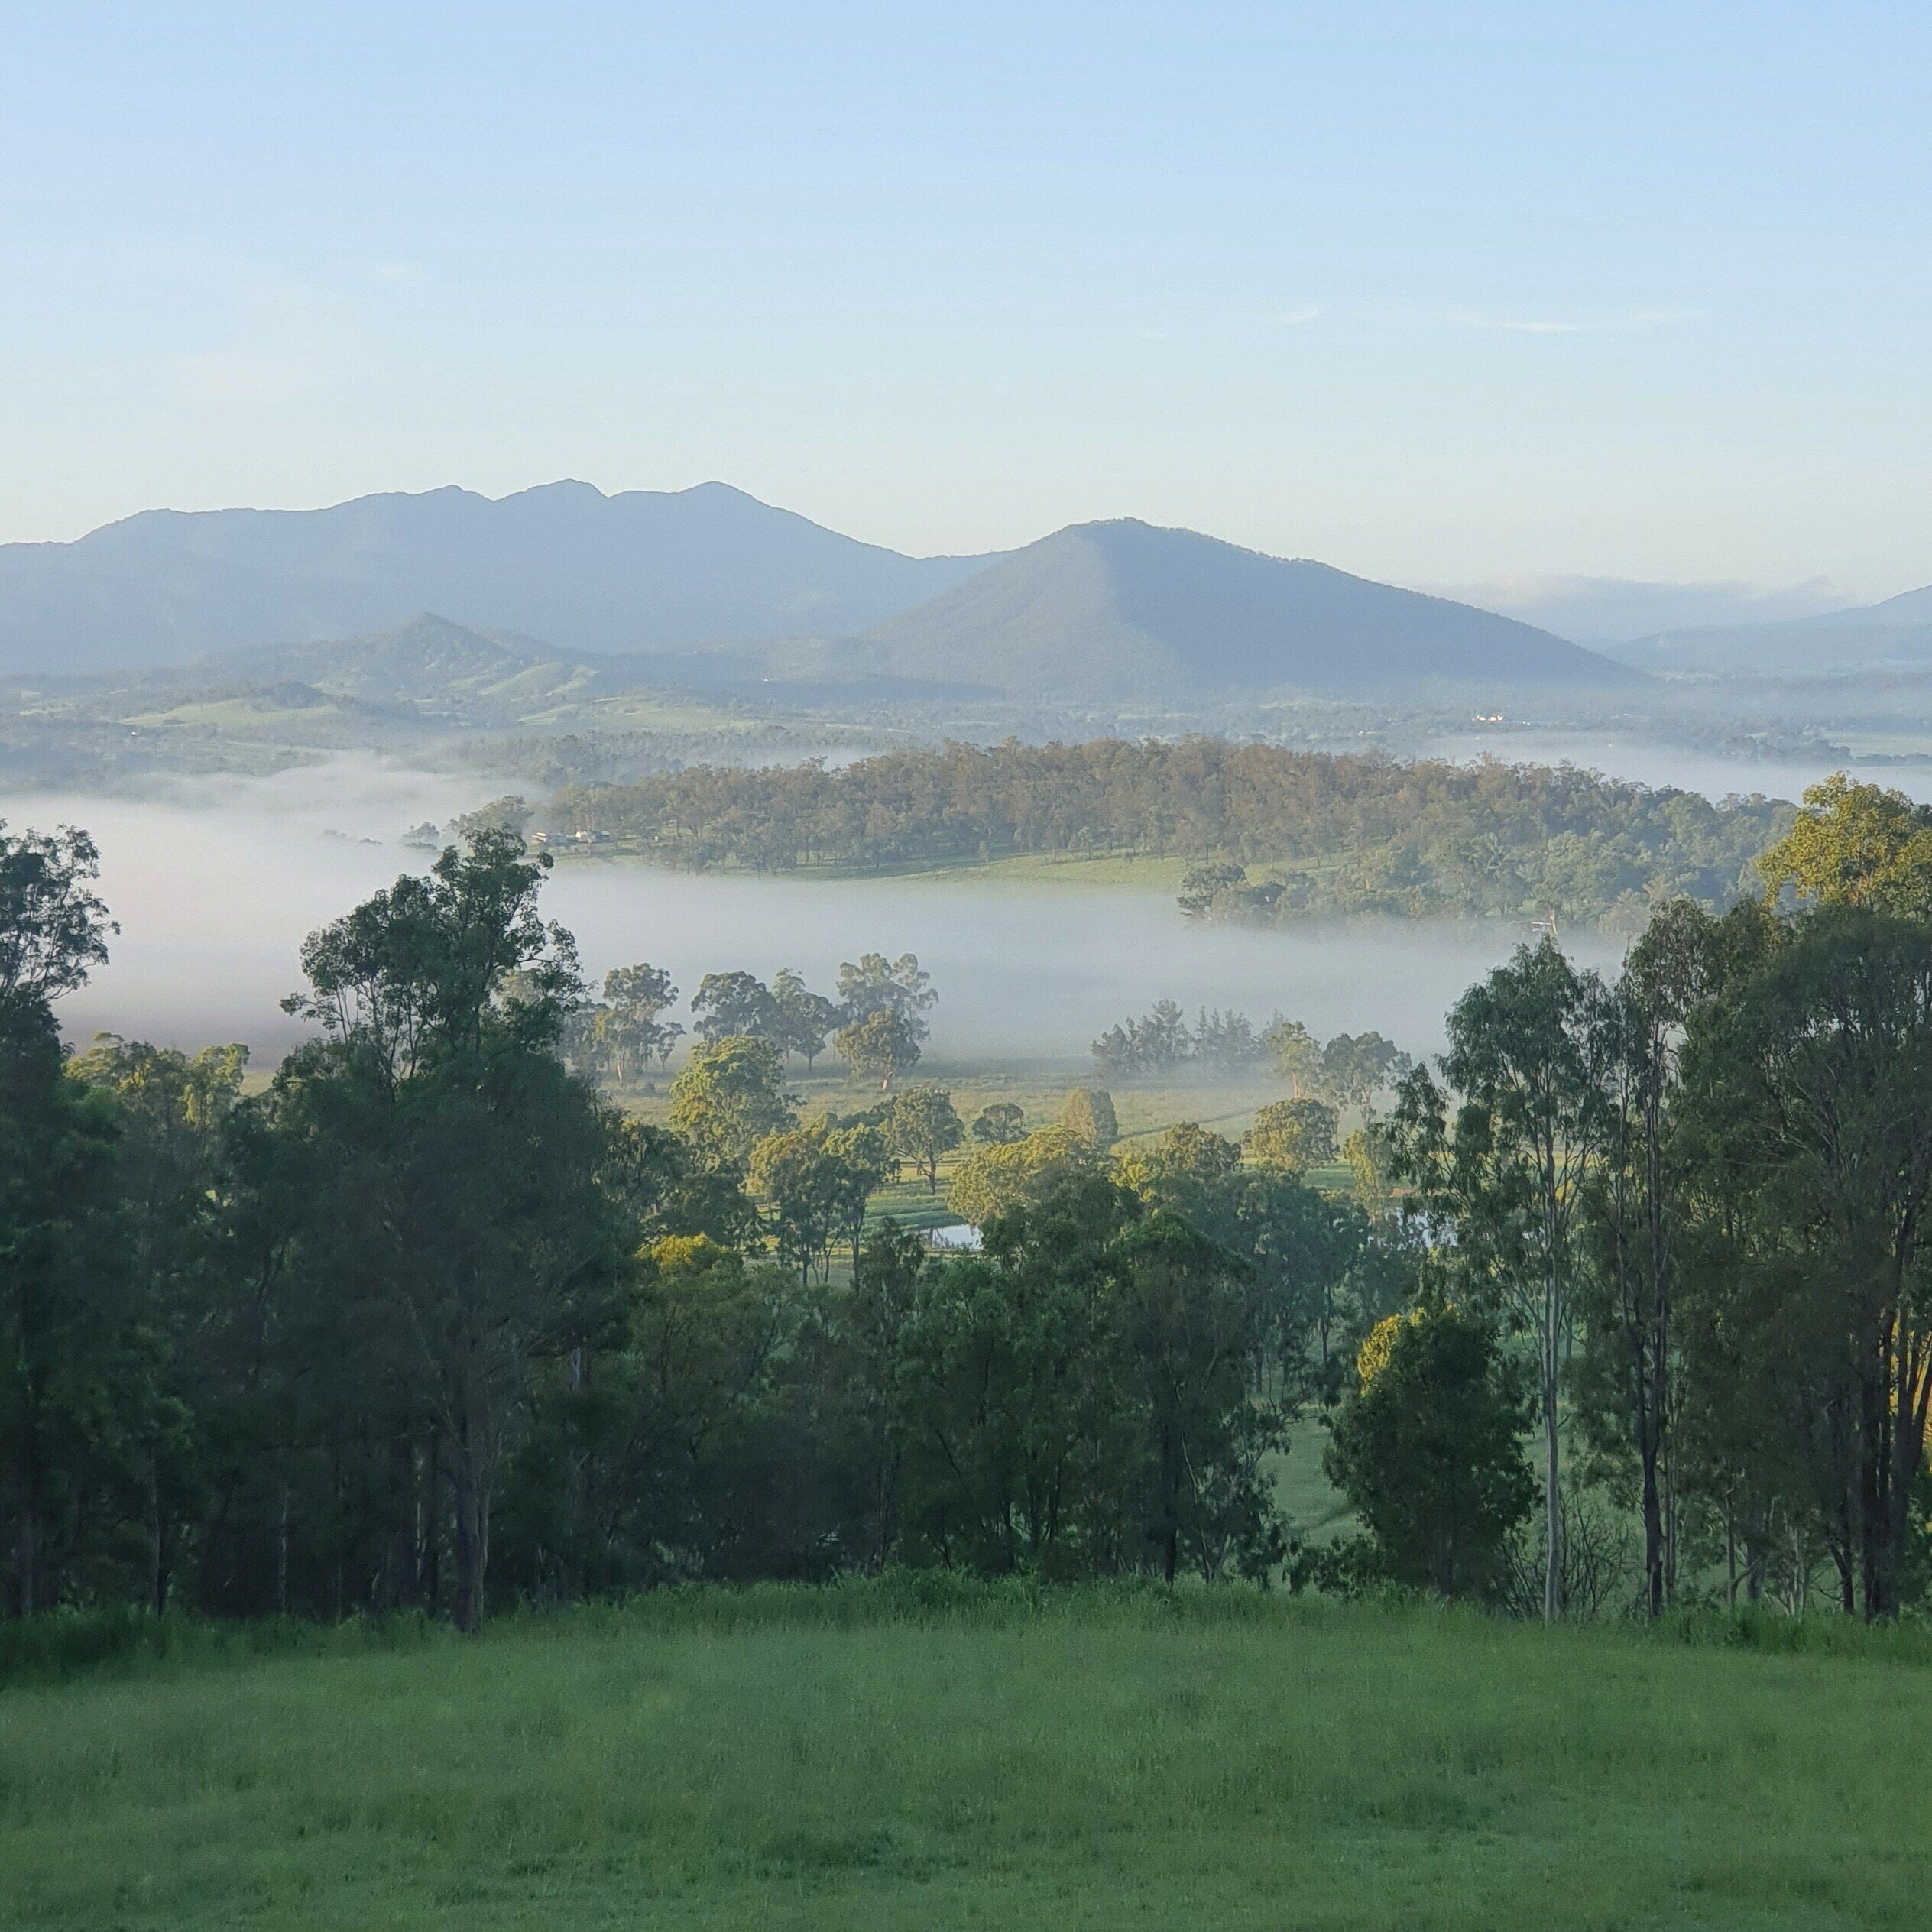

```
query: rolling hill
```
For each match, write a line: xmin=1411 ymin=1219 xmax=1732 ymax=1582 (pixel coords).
xmin=0 ymin=481 xmax=992 ymax=675
xmin=1609 ymin=582 xmax=1932 ymax=674
xmin=860 ymin=519 xmax=1638 ymax=695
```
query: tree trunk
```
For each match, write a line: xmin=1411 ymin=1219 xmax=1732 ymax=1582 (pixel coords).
xmin=275 ymin=1481 xmax=290 ymax=1617
xmin=1541 ymin=1274 xmax=1561 ymax=1622
xmin=15 ymin=1496 xmax=37 ymax=1619
xmin=1639 ymin=1429 xmax=1665 ymax=1620
xmin=150 ymin=1461 xmax=172 ymax=1618
xmin=451 ymin=1426 xmax=491 ymax=1634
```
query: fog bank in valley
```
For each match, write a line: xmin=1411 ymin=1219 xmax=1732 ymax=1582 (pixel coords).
xmin=1420 ymin=731 xmax=1932 ymax=809
xmin=2 ymin=758 xmax=1624 ymax=1065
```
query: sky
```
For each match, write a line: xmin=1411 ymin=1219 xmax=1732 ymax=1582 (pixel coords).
xmin=4 ymin=2 xmax=1928 ymax=595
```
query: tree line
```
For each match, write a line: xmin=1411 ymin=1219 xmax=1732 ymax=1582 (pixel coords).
xmin=563 ymin=955 xmax=935 ymax=1091
xmin=1090 ymin=998 xmax=1411 ymax=1099
xmin=3 ymin=773 xmax=1928 ymax=1631
xmin=0 ymin=822 xmax=1395 ymax=1630
xmin=1341 ymin=776 xmax=1932 ymax=1619
xmin=543 ymin=736 xmax=1789 ymax=927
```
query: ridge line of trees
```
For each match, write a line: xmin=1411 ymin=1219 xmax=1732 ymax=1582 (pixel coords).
xmin=544 ymin=736 xmax=1790 ymax=928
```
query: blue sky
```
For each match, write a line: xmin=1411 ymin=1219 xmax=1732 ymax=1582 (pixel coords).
xmin=5 ymin=2 xmax=1928 ymax=594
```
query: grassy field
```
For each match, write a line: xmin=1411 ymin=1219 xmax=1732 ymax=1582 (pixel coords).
xmin=3 ymin=1584 xmax=1927 ymax=1931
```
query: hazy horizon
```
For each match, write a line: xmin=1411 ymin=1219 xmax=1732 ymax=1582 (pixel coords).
xmin=8 ymin=6 xmax=1928 ymax=595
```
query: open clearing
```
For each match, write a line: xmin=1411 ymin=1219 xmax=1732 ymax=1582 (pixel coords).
xmin=3 ymin=1588 xmax=1925 ymax=1931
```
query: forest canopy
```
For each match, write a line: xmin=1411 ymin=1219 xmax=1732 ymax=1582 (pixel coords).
xmin=546 ymin=737 xmax=1791 ymax=928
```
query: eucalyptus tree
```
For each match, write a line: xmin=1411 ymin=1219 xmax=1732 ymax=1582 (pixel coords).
xmin=885 ymin=1087 xmax=964 ymax=1194
xmin=1392 ymin=937 xmax=1610 ymax=1620
xmin=1679 ymin=908 xmax=1932 ymax=1618
xmin=691 ymin=971 xmax=783 ymax=1044
xmin=770 ymin=968 xmax=840 ymax=1070
xmin=0 ymin=821 xmax=126 ymax=1616
xmin=668 ymin=1035 xmax=796 ymax=1172
xmin=280 ymin=830 xmax=630 ymax=1632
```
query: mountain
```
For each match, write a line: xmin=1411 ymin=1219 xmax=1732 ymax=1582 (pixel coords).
xmin=860 ymin=520 xmax=1636 ymax=697
xmin=1608 ymin=582 xmax=1932 ymax=674
xmin=0 ymin=481 xmax=992 ymax=675
xmin=1432 ymin=573 xmax=1849 ymax=647
xmin=199 ymin=612 xmax=592 ymax=709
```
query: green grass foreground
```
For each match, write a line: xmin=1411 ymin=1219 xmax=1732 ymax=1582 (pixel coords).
xmin=2 ymin=1580 xmax=1927 ymax=1930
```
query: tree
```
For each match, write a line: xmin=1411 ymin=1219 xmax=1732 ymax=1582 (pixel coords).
xmin=1178 ymin=860 xmax=1249 ymax=919
xmin=0 ymin=822 xmax=115 ymax=1003
xmin=1757 ymin=773 xmax=1932 ymax=920
xmin=1193 ymin=1008 xmax=1261 ymax=1073
xmin=835 ymin=1008 xmax=922 ymax=1091
xmin=885 ymin=1087 xmax=964 ymax=1195
xmin=598 ymin=964 xmax=682 ymax=1080
xmin=1245 ymin=1098 xmax=1337 ymax=1171
xmin=494 ymin=1233 xmax=812 ymax=1597
xmin=1114 ymin=1121 xmax=1241 ymax=1200
xmin=449 ymin=796 xmax=532 ymax=844
xmin=280 ymin=829 xmax=630 ymax=1632
xmin=1340 ymin=1124 xmax=1396 ymax=1221
xmin=1060 ymin=1087 xmax=1119 ymax=1150
xmin=669 ymin=1036 xmax=796 ymax=1172
xmin=971 ymin=1101 xmax=1026 ymax=1146
xmin=1117 ymin=1210 xmax=1288 ymax=1581
xmin=0 ymin=825 xmax=127 ymax=1616
xmin=70 ymin=1036 xmax=249 ymax=1613
xmin=1324 ymin=1303 xmax=1535 ymax=1600
xmin=892 ymin=1178 xmax=1141 ymax=1577
xmin=1572 ymin=898 xmax=1731 ymax=1617
xmin=1092 ymin=1000 xmax=1191 ymax=1079
xmin=771 ymin=968 xmax=840 ymax=1070
xmin=837 ymin=953 xmax=936 ymax=1037
xmin=1262 ymin=1017 xmax=1322 ymax=1095
xmin=0 ymin=1004 xmax=137 ymax=1615
xmin=948 ymin=1126 xmax=1094 ymax=1227
xmin=750 ymin=1119 xmax=889 ymax=1284
xmin=1319 ymin=1032 xmax=1413 ymax=1110
xmin=692 ymin=971 xmax=782 ymax=1043
xmin=1392 ymin=937 xmax=1609 ymax=1620
xmin=1679 ymin=909 xmax=1932 ymax=1618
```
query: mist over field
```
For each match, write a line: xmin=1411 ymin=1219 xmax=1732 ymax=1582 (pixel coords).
xmin=1 ymin=757 xmax=1633 ymax=1062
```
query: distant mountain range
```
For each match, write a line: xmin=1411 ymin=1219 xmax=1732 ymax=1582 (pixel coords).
xmin=1606 ymin=582 xmax=1932 ymax=675
xmin=0 ymin=481 xmax=989 ymax=676
xmin=1435 ymin=573 xmax=1851 ymax=647
xmin=0 ymin=481 xmax=1636 ymax=697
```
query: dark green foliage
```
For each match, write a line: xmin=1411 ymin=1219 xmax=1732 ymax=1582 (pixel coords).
xmin=691 ymin=968 xmax=783 ymax=1042
xmin=891 ymin=1177 xmax=1289 ymax=1583
xmin=1324 ymin=1305 xmax=1535 ymax=1600
xmin=547 ymin=737 xmax=1788 ymax=925
xmin=1675 ymin=907 xmax=1932 ymax=1618
xmin=883 ymin=1086 xmax=964 ymax=1192
xmin=970 ymin=1101 xmax=1026 ymax=1145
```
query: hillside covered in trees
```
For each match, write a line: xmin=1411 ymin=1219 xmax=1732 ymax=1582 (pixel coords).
xmin=546 ymin=737 xmax=1791 ymax=927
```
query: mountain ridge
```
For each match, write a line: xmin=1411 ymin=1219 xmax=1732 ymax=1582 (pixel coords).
xmin=0 ymin=481 xmax=994 ymax=674
xmin=0 ymin=485 xmax=1637 ymax=695
xmin=861 ymin=518 xmax=1635 ymax=695
xmin=1608 ymin=579 xmax=1932 ymax=673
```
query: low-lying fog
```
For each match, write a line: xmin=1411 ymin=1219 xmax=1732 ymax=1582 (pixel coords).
xmin=4 ymin=758 xmax=1622 ymax=1065
xmin=1421 ymin=731 xmax=1932 ymax=808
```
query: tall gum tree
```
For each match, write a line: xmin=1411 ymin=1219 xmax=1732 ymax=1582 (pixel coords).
xmin=1392 ymin=938 xmax=1609 ymax=1621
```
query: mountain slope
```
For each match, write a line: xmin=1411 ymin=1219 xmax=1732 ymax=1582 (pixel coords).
xmin=0 ymin=481 xmax=991 ymax=674
xmin=1433 ymin=573 xmax=1849 ymax=646
xmin=863 ymin=520 xmax=1635 ymax=696
xmin=1609 ymin=581 xmax=1932 ymax=673
xmin=201 ymin=612 xmax=580 ymax=707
